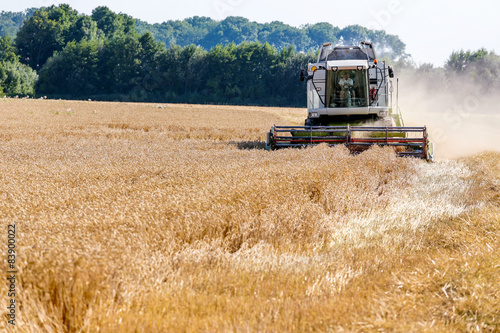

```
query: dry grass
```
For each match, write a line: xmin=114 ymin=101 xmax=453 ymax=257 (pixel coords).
xmin=0 ymin=98 xmax=498 ymax=332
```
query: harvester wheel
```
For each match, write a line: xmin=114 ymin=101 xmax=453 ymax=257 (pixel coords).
xmin=265 ymin=128 xmax=274 ymax=151
xmin=305 ymin=118 xmax=320 ymax=127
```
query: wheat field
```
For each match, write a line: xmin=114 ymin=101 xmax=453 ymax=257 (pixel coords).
xmin=0 ymin=98 xmax=498 ymax=332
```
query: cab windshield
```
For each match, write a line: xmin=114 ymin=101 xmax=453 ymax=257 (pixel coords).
xmin=326 ymin=69 xmax=368 ymax=108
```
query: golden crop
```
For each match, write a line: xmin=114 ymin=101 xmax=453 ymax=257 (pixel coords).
xmin=0 ymin=99 xmax=498 ymax=332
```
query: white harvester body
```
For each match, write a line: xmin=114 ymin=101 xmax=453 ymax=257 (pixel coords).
xmin=266 ymin=41 xmax=434 ymax=161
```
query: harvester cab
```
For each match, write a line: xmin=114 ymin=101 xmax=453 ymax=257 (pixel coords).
xmin=301 ymin=41 xmax=399 ymax=127
xmin=266 ymin=41 xmax=434 ymax=161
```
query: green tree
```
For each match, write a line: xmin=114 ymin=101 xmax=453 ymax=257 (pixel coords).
xmin=259 ymin=21 xmax=309 ymax=51
xmin=0 ymin=35 xmax=18 ymax=63
xmin=91 ymin=6 xmax=136 ymax=38
xmin=338 ymin=25 xmax=369 ymax=45
xmin=36 ymin=39 xmax=101 ymax=95
xmin=138 ymin=32 xmax=166 ymax=93
xmin=0 ymin=9 xmax=37 ymax=37
xmin=374 ymin=32 xmax=408 ymax=60
xmin=156 ymin=44 xmax=182 ymax=96
xmin=445 ymin=49 xmax=490 ymax=73
xmin=66 ymin=16 xmax=102 ymax=42
xmin=0 ymin=11 xmax=24 ymax=37
xmin=99 ymin=35 xmax=143 ymax=94
xmin=178 ymin=44 xmax=207 ymax=97
xmin=0 ymin=61 xmax=38 ymax=96
xmin=305 ymin=23 xmax=340 ymax=47
xmin=200 ymin=17 xmax=254 ymax=49
xmin=233 ymin=42 xmax=277 ymax=102
xmin=15 ymin=5 xmax=79 ymax=69
xmin=445 ymin=48 xmax=500 ymax=90
xmin=205 ymin=43 xmax=237 ymax=98
xmin=0 ymin=35 xmax=37 ymax=96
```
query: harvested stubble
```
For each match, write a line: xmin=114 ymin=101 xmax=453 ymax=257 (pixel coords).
xmin=0 ymin=99 xmax=498 ymax=332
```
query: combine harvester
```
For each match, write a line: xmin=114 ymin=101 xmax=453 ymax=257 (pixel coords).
xmin=266 ymin=41 xmax=434 ymax=161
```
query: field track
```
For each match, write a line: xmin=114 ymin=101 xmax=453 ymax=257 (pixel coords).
xmin=0 ymin=99 xmax=498 ymax=332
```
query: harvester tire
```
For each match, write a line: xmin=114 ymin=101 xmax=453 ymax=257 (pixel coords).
xmin=305 ymin=118 xmax=319 ymax=127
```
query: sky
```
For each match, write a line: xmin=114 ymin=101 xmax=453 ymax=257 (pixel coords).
xmin=2 ymin=0 xmax=500 ymax=67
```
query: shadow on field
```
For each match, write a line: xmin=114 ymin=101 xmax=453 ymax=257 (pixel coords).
xmin=229 ymin=141 xmax=266 ymax=150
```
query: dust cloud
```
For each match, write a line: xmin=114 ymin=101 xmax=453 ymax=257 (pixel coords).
xmin=397 ymin=74 xmax=500 ymax=160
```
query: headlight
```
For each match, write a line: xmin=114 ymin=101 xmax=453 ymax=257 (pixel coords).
xmin=309 ymin=112 xmax=319 ymax=118
xmin=379 ymin=110 xmax=388 ymax=117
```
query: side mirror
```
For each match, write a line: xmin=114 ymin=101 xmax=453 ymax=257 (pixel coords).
xmin=388 ymin=66 xmax=394 ymax=78
xmin=299 ymin=69 xmax=305 ymax=81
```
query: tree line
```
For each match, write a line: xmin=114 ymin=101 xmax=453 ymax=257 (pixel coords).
xmin=2 ymin=7 xmax=409 ymax=59
xmin=36 ymin=36 xmax=313 ymax=106
xmin=1 ymin=5 xmax=499 ymax=106
xmin=133 ymin=16 xmax=409 ymax=60
xmin=1 ymin=5 xmax=317 ymax=105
